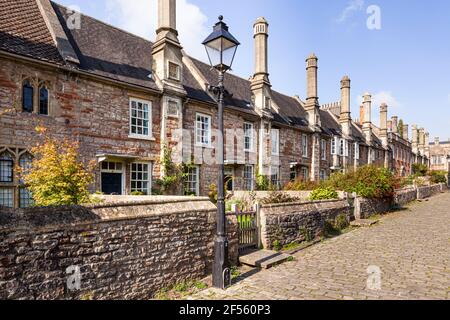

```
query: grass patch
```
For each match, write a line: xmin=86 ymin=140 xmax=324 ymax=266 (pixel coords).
xmin=153 ymin=280 xmax=208 ymax=300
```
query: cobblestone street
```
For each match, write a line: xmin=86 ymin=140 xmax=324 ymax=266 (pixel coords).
xmin=191 ymin=193 xmax=450 ymax=300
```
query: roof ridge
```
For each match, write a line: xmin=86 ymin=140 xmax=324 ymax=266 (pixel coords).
xmin=189 ymin=56 xmax=303 ymax=104
xmin=51 ymin=1 xmax=154 ymax=44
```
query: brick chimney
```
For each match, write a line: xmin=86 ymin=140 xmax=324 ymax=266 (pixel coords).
xmin=250 ymin=17 xmax=272 ymax=116
xmin=305 ymin=53 xmax=320 ymax=128
xmin=340 ymin=76 xmax=352 ymax=136
xmin=379 ymin=103 xmax=388 ymax=147
xmin=362 ymin=92 xmax=372 ymax=144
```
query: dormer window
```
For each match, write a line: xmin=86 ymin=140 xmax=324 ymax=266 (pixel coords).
xmin=22 ymin=81 xmax=33 ymax=113
xmin=168 ymin=61 xmax=181 ymax=81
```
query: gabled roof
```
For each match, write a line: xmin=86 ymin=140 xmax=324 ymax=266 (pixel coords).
xmin=52 ymin=2 xmax=160 ymax=91
xmin=0 ymin=0 xmax=357 ymax=136
xmin=0 ymin=0 xmax=64 ymax=64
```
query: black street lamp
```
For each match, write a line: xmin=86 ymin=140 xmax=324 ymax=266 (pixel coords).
xmin=202 ymin=16 xmax=240 ymax=289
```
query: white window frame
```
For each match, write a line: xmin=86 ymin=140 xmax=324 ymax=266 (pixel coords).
xmin=302 ymin=134 xmax=308 ymax=158
xmin=331 ymin=136 xmax=337 ymax=155
xmin=129 ymin=98 xmax=153 ymax=140
xmin=184 ymin=166 xmax=200 ymax=196
xmin=270 ymin=166 xmax=280 ymax=187
xmin=321 ymin=139 xmax=327 ymax=160
xmin=195 ymin=113 xmax=212 ymax=147
xmin=101 ymin=161 xmax=126 ymax=195
xmin=339 ymin=139 xmax=344 ymax=156
xmin=319 ymin=169 xmax=326 ymax=181
xmin=243 ymin=165 xmax=254 ymax=191
xmin=244 ymin=122 xmax=254 ymax=152
xmin=354 ymin=142 xmax=360 ymax=160
xmin=130 ymin=162 xmax=152 ymax=195
xmin=271 ymin=129 xmax=280 ymax=156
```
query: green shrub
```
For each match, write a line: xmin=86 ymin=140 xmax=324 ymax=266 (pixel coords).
xmin=430 ymin=171 xmax=447 ymax=184
xmin=325 ymin=165 xmax=396 ymax=199
xmin=131 ymin=191 xmax=145 ymax=196
xmin=272 ymin=240 xmax=281 ymax=251
xmin=309 ymin=187 xmax=339 ymax=201
xmin=334 ymin=214 xmax=350 ymax=231
xmin=412 ymin=163 xmax=428 ymax=177
xmin=284 ymin=178 xmax=321 ymax=191
xmin=260 ymin=191 xmax=300 ymax=205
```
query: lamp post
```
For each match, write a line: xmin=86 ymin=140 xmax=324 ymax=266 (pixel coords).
xmin=202 ymin=16 xmax=240 ymax=289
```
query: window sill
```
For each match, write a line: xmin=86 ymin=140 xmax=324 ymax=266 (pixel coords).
xmin=128 ymin=135 xmax=156 ymax=141
xmin=195 ymin=144 xmax=213 ymax=149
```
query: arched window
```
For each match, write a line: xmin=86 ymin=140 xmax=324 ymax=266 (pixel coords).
xmin=0 ymin=151 xmax=14 ymax=182
xmin=22 ymin=81 xmax=34 ymax=113
xmin=39 ymin=85 xmax=49 ymax=115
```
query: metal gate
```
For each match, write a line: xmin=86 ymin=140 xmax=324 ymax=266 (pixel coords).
xmin=234 ymin=206 xmax=260 ymax=255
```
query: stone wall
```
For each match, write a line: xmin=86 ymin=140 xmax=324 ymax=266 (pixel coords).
xmin=0 ymin=198 xmax=238 ymax=300
xmin=354 ymin=197 xmax=393 ymax=220
xmin=416 ymin=183 xmax=446 ymax=200
xmin=394 ymin=187 xmax=417 ymax=207
xmin=259 ymin=200 xmax=352 ymax=250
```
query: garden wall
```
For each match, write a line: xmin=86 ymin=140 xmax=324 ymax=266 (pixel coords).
xmin=394 ymin=188 xmax=418 ymax=207
xmin=259 ymin=200 xmax=352 ymax=250
xmin=0 ymin=197 xmax=238 ymax=300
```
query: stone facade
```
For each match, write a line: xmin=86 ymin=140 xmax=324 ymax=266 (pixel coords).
xmin=429 ymin=139 xmax=450 ymax=173
xmin=0 ymin=198 xmax=238 ymax=300
xmin=0 ymin=0 xmax=431 ymax=208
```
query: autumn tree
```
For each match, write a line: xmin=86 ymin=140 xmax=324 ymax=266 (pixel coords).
xmin=17 ymin=127 xmax=96 ymax=206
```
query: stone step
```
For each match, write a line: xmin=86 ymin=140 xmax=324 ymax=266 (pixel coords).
xmin=239 ymin=250 xmax=292 ymax=269
xmin=351 ymin=219 xmax=378 ymax=227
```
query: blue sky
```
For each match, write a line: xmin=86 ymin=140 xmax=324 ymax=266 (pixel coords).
xmin=55 ymin=0 xmax=450 ymax=140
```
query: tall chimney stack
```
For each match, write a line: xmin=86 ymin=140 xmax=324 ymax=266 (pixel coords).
xmin=250 ymin=17 xmax=272 ymax=115
xmin=412 ymin=125 xmax=419 ymax=152
xmin=391 ymin=116 xmax=398 ymax=134
xmin=305 ymin=53 xmax=320 ymax=127
xmin=156 ymin=0 xmax=178 ymax=42
xmin=379 ymin=103 xmax=388 ymax=147
xmin=362 ymin=92 xmax=372 ymax=143
xmin=340 ymin=76 xmax=352 ymax=136
xmin=152 ymin=0 xmax=185 ymax=94
xmin=253 ymin=17 xmax=269 ymax=83
xmin=403 ymin=124 xmax=409 ymax=141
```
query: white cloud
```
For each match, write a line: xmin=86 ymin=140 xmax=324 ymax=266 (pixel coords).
xmin=336 ymin=0 xmax=365 ymax=23
xmin=357 ymin=91 xmax=402 ymax=109
xmin=105 ymin=0 xmax=209 ymax=58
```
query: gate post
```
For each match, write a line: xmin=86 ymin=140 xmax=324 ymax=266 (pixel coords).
xmin=255 ymin=203 xmax=262 ymax=249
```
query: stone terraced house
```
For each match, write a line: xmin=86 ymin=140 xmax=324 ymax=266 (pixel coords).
xmin=0 ymin=0 xmax=429 ymax=208
xmin=429 ymin=138 xmax=450 ymax=172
